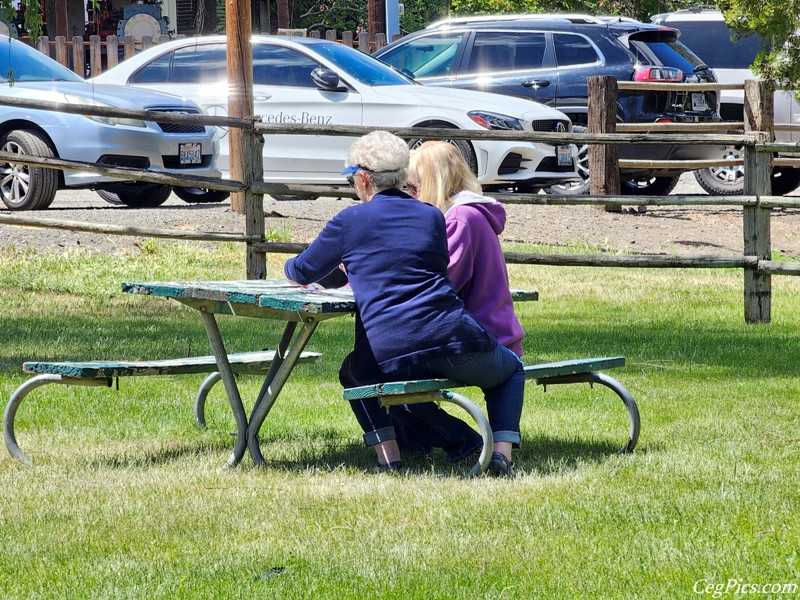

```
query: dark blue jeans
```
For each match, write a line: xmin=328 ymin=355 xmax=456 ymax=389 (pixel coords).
xmin=341 ymin=342 xmax=525 ymax=453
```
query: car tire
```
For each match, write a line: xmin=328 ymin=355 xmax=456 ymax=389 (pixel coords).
xmin=173 ymin=187 xmax=230 ymax=203
xmin=769 ymin=168 xmax=800 ymax=196
xmin=545 ymin=125 xmax=590 ymax=195
xmin=0 ymin=129 xmax=58 ymax=210
xmin=620 ymin=176 xmax=680 ymax=196
xmin=694 ymin=161 xmax=800 ymax=197
xmin=693 ymin=146 xmax=745 ymax=195
xmin=96 ymin=183 xmax=172 ymax=208
xmin=407 ymin=126 xmax=478 ymax=175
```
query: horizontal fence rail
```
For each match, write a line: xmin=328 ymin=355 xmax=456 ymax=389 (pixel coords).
xmin=1 ymin=80 xmax=799 ymax=323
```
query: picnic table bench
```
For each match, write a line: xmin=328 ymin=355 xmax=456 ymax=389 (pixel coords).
xmin=3 ymin=349 xmax=321 ymax=465
xmin=344 ymin=356 xmax=639 ymax=478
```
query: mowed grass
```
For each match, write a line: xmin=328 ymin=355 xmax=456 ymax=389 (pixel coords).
xmin=0 ymin=241 xmax=798 ymax=599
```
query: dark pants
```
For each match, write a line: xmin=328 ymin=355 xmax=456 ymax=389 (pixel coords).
xmin=340 ymin=342 xmax=525 ymax=457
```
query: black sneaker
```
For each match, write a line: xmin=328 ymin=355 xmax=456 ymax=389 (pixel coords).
xmin=487 ymin=452 xmax=516 ymax=478
xmin=373 ymin=461 xmax=403 ymax=474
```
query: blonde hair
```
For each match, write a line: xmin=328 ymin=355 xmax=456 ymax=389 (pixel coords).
xmin=408 ymin=141 xmax=482 ymax=212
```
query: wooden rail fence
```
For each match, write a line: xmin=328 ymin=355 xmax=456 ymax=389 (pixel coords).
xmin=1 ymin=79 xmax=799 ymax=323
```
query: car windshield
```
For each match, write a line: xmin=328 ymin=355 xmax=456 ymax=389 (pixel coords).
xmin=630 ymin=39 xmax=707 ymax=73
xmin=667 ymin=22 xmax=765 ymax=69
xmin=0 ymin=37 xmax=84 ymax=83
xmin=307 ymin=41 xmax=414 ymax=86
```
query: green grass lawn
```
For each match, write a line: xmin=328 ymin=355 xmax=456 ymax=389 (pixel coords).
xmin=0 ymin=241 xmax=798 ymax=599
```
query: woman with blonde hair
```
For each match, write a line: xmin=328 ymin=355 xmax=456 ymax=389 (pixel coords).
xmin=408 ymin=141 xmax=524 ymax=356
xmin=286 ymin=131 xmax=525 ymax=477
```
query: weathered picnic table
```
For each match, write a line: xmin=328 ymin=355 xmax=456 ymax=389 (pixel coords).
xmin=121 ymin=279 xmax=357 ymax=468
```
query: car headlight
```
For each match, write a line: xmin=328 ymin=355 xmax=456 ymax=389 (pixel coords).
xmin=63 ymin=94 xmax=147 ymax=128
xmin=468 ymin=111 xmax=523 ymax=131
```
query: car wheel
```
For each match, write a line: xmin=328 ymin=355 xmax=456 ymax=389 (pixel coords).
xmin=173 ymin=187 xmax=230 ymax=203
xmin=407 ymin=130 xmax=478 ymax=175
xmin=96 ymin=183 xmax=172 ymax=208
xmin=693 ymin=146 xmax=745 ymax=195
xmin=0 ymin=129 xmax=58 ymax=210
xmin=620 ymin=176 xmax=680 ymax=196
xmin=545 ymin=125 xmax=590 ymax=195
xmin=770 ymin=168 xmax=800 ymax=196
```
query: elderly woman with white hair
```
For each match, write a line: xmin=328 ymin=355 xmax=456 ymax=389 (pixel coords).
xmin=284 ymin=131 xmax=525 ymax=477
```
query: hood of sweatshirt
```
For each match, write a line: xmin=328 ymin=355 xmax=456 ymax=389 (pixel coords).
xmin=446 ymin=190 xmax=506 ymax=236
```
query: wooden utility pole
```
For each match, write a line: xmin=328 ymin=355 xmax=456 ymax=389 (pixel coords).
xmin=226 ymin=0 xmax=254 ymax=215
xmin=226 ymin=0 xmax=266 ymax=278
xmin=368 ymin=0 xmax=385 ymax=47
xmin=277 ymin=0 xmax=289 ymax=29
xmin=54 ymin=0 xmax=68 ymax=37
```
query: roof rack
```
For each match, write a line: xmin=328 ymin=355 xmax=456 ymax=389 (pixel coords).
xmin=426 ymin=13 xmax=610 ymax=29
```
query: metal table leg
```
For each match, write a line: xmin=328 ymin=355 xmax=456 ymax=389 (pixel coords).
xmin=246 ymin=318 xmax=319 ymax=466
xmin=199 ymin=310 xmax=249 ymax=468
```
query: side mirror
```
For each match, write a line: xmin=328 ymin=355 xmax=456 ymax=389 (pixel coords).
xmin=311 ymin=67 xmax=344 ymax=91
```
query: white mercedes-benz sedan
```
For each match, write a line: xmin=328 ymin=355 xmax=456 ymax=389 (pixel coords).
xmin=93 ymin=35 xmax=579 ymax=194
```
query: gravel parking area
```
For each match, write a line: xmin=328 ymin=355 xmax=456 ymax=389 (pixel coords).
xmin=2 ymin=174 xmax=800 ymax=258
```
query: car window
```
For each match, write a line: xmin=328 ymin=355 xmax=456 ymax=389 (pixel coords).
xmin=667 ymin=21 xmax=765 ymax=69
xmin=380 ymin=33 xmax=465 ymax=78
xmin=129 ymin=52 xmax=171 ymax=84
xmin=253 ymin=44 xmax=319 ymax=87
xmin=553 ymin=33 xmax=599 ymax=67
xmin=464 ymin=31 xmax=546 ymax=74
xmin=0 ymin=38 xmax=84 ymax=83
xmin=129 ymin=44 xmax=227 ymax=84
xmin=309 ymin=41 xmax=412 ymax=86
xmin=630 ymin=39 xmax=706 ymax=71
xmin=171 ymin=45 xmax=227 ymax=84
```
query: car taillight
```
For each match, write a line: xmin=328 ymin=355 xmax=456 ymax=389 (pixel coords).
xmin=633 ymin=66 xmax=684 ymax=82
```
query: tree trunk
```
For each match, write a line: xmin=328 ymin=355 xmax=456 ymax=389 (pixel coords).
xmin=277 ymin=0 xmax=289 ymax=29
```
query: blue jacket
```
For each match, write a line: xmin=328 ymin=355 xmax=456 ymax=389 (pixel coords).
xmin=284 ymin=189 xmax=493 ymax=373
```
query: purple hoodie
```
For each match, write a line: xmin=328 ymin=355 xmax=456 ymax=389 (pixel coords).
xmin=445 ymin=191 xmax=525 ymax=356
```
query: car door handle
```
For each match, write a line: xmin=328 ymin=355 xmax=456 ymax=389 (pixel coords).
xmin=254 ymin=94 xmax=272 ymax=101
xmin=522 ymin=80 xmax=551 ymax=88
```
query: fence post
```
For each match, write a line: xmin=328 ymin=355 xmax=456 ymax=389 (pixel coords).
xmin=587 ymin=76 xmax=620 ymax=208
xmin=342 ymin=31 xmax=353 ymax=47
xmin=55 ymin=36 xmax=68 ymax=68
xmin=325 ymin=29 xmax=336 ymax=41
xmin=358 ymin=31 xmax=370 ymax=53
xmin=743 ymin=79 xmax=774 ymax=323
xmin=89 ymin=35 xmax=102 ymax=77
xmin=374 ymin=33 xmax=386 ymax=50
xmin=71 ymin=36 xmax=85 ymax=76
xmin=36 ymin=36 xmax=50 ymax=57
xmin=124 ymin=36 xmax=136 ymax=60
xmin=106 ymin=35 xmax=119 ymax=70
xmin=245 ymin=127 xmax=267 ymax=279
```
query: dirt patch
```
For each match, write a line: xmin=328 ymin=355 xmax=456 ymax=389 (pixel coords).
xmin=2 ymin=174 xmax=800 ymax=258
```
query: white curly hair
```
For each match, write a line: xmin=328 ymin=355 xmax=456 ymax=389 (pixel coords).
xmin=344 ymin=130 xmax=409 ymax=188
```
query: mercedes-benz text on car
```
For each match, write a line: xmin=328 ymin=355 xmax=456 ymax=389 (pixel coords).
xmin=92 ymin=35 xmax=581 ymax=196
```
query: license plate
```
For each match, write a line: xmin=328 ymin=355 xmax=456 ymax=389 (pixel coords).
xmin=179 ymin=143 xmax=202 ymax=165
xmin=557 ymin=145 xmax=573 ymax=167
xmin=691 ymin=93 xmax=709 ymax=112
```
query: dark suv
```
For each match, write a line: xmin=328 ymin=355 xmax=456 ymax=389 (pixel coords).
xmin=374 ymin=14 xmax=722 ymax=195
